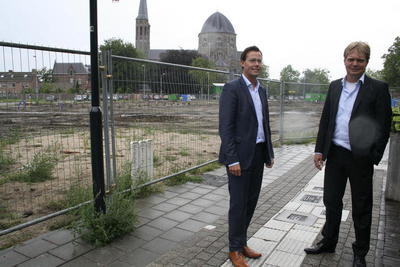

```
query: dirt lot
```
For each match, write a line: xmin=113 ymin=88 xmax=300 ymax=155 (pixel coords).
xmin=0 ymin=99 xmax=323 ymax=248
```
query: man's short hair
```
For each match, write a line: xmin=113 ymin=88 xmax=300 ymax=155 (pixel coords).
xmin=344 ymin=41 xmax=370 ymax=62
xmin=240 ymin=46 xmax=262 ymax=61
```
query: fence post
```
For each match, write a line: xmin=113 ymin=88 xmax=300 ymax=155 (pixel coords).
xmin=279 ymin=81 xmax=284 ymax=145
xmin=89 ymin=0 xmax=106 ymax=213
xmin=108 ymin=50 xmax=117 ymax=182
xmin=101 ymin=51 xmax=112 ymax=190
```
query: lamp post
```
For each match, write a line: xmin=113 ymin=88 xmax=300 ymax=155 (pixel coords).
xmin=33 ymin=55 xmax=38 ymax=99
xmin=160 ymin=72 xmax=165 ymax=95
xmin=142 ymin=64 xmax=146 ymax=95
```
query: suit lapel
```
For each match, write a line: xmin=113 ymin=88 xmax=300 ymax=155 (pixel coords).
xmin=259 ymin=86 xmax=267 ymax=120
xmin=331 ymin=80 xmax=343 ymax=117
xmin=351 ymin=76 xmax=370 ymax=118
xmin=240 ymin=77 xmax=257 ymax=116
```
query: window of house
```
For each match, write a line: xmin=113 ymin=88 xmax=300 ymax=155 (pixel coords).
xmin=70 ymin=78 xmax=74 ymax=84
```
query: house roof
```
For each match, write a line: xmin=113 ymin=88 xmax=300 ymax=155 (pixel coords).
xmin=52 ymin=63 xmax=89 ymax=74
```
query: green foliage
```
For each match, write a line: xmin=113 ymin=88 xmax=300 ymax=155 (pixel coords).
xmin=366 ymin=68 xmax=384 ymax=80
xmin=280 ymin=65 xmax=300 ymax=82
xmin=189 ymin=57 xmax=219 ymax=86
xmin=188 ymin=161 xmax=222 ymax=175
xmin=0 ymin=149 xmax=14 ymax=172
xmin=37 ymin=67 xmax=53 ymax=83
xmin=260 ymin=64 xmax=270 ymax=79
xmin=100 ymin=38 xmax=142 ymax=58
xmin=73 ymin=169 xmax=137 ymax=247
xmin=9 ymin=148 xmax=58 ymax=183
xmin=301 ymin=68 xmax=330 ymax=84
xmin=39 ymin=82 xmax=55 ymax=94
xmin=164 ymin=173 xmax=203 ymax=186
xmin=161 ymin=49 xmax=202 ymax=66
xmin=382 ymin=36 xmax=400 ymax=87
xmin=133 ymin=171 xmax=164 ymax=198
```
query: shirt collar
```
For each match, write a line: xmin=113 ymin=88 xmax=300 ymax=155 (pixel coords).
xmin=242 ymin=74 xmax=259 ymax=90
xmin=341 ymin=73 xmax=365 ymax=86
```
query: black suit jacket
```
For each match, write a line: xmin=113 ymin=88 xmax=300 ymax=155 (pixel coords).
xmin=315 ymin=75 xmax=392 ymax=165
xmin=219 ymin=76 xmax=274 ymax=169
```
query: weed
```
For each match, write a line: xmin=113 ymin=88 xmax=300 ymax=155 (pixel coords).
xmin=178 ymin=147 xmax=190 ymax=157
xmin=165 ymin=155 xmax=177 ymax=162
xmin=189 ymin=161 xmax=222 ymax=175
xmin=132 ymin=171 xmax=164 ymax=199
xmin=153 ymin=155 xmax=161 ymax=167
xmin=9 ymin=147 xmax=58 ymax=183
xmin=0 ymin=149 xmax=14 ymax=172
xmin=72 ymin=169 xmax=137 ymax=247
xmin=164 ymin=173 xmax=203 ymax=186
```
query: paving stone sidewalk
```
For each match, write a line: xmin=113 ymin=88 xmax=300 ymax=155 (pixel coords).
xmin=1 ymin=144 xmax=399 ymax=267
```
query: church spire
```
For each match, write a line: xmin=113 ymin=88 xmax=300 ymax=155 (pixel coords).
xmin=135 ymin=0 xmax=150 ymax=57
xmin=137 ymin=0 xmax=148 ymax=20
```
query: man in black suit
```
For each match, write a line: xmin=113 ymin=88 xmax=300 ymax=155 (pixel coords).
xmin=304 ymin=42 xmax=392 ymax=267
xmin=219 ymin=46 xmax=274 ymax=267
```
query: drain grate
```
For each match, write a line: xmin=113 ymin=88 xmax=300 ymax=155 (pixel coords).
xmin=301 ymin=194 xmax=323 ymax=203
xmin=287 ymin=213 xmax=308 ymax=222
xmin=275 ymin=210 xmax=317 ymax=226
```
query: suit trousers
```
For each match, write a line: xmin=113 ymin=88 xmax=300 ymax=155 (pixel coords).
xmin=228 ymin=142 xmax=266 ymax=252
xmin=322 ymin=144 xmax=373 ymax=256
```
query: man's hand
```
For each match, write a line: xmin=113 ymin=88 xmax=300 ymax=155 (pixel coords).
xmin=228 ymin=164 xmax=241 ymax=176
xmin=314 ymin=154 xmax=324 ymax=170
xmin=265 ymin=159 xmax=274 ymax=168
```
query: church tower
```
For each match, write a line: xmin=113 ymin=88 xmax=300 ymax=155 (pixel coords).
xmin=136 ymin=0 xmax=150 ymax=57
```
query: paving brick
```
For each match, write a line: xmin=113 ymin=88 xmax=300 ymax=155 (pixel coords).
xmin=163 ymin=210 xmax=192 ymax=222
xmin=18 ymin=253 xmax=64 ymax=267
xmin=191 ymin=211 xmax=220 ymax=224
xmin=133 ymin=225 xmax=163 ymax=241
xmin=14 ymin=239 xmax=58 ymax=258
xmin=152 ymin=202 xmax=179 ymax=212
xmin=0 ymin=250 xmax=29 ymax=267
xmin=137 ymin=208 xmax=165 ymax=220
xmin=142 ymin=237 xmax=177 ymax=254
xmin=42 ymin=230 xmax=75 ymax=246
xmin=178 ymin=203 xmax=204 ymax=214
xmin=160 ymin=228 xmax=193 ymax=242
xmin=147 ymin=217 xmax=179 ymax=231
xmin=48 ymin=241 xmax=93 ymax=261
xmin=177 ymin=219 xmax=207 ymax=232
xmin=83 ymin=246 xmax=125 ymax=265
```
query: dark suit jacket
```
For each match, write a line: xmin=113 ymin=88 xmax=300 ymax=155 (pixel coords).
xmin=315 ymin=75 xmax=392 ymax=165
xmin=219 ymin=76 xmax=274 ymax=170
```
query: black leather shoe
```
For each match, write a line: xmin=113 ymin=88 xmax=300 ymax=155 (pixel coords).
xmin=353 ymin=254 xmax=366 ymax=267
xmin=304 ymin=241 xmax=335 ymax=254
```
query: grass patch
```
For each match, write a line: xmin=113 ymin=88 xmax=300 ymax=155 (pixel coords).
xmin=282 ymin=137 xmax=316 ymax=145
xmin=164 ymin=173 xmax=204 ymax=186
xmin=165 ymin=155 xmax=177 ymax=162
xmin=8 ymin=148 xmax=58 ymax=183
xmin=189 ymin=161 xmax=222 ymax=175
xmin=178 ymin=147 xmax=190 ymax=157
xmin=132 ymin=171 xmax=164 ymax=199
xmin=0 ymin=206 xmax=22 ymax=230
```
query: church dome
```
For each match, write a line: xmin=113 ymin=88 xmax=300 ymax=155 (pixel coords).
xmin=200 ymin=12 xmax=236 ymax=34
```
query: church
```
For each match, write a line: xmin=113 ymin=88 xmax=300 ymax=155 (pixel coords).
xmin=135 ymin=0 xmax=241 ymax=73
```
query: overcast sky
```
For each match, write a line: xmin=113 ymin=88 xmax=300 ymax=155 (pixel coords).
xmin=1 ymin=0 xmax=399 ymax=79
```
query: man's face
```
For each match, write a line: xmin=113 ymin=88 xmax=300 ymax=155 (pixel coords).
xmin=344 ymin=50 xmax=368 ymax=79
xmin=241 ymin=51 xmax=262 ymax=78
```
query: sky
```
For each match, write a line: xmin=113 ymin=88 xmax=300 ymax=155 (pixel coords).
xmin=1 ymin=0 xmax=399 ymax=80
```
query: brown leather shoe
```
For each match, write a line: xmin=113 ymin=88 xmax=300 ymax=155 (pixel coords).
xmin=229 ymin=251 xmax=249 ymax=267
xmin=242 ymin=246 xmax=262 ymax=259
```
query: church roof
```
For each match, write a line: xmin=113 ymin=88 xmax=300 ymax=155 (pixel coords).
xmin=137 ymin=0 xmax=148 ymax=20
xmin=200 ymin=12 xmax=235 ymax=34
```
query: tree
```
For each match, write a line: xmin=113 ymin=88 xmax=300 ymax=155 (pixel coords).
xmin=366 ymin=68 xmax=383 ymax=81
xmin=382 ymin=36 xmax=400 ymax=87
xmin=37 ymin=67 xmax=53 ymax=83
xmin=280 ymin=65 xmax=300 ymax=82
xmin=301 ymin=68 xmax=330 ymax=84
xmin=259 ymin=64 xmax=269 ymax=79
xmin=100 ymin=38 xmax=143 ymax=93
xmin=160 ymin=49 xmax=202 ymax=66
xmin=100 ymin=38 xmax=142 ymax=58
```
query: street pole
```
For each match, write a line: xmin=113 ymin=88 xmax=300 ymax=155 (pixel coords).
xmin=89 ymin=0 xmax=106 ymax=213
xmin=142 ymin=64 xmax=146 ymax=95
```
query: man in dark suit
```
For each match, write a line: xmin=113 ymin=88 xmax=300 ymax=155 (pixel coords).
xmin=219 ymin=46 xmax=274 ymax=267
xmin=304 ymin=42 xmax=392 ymax=267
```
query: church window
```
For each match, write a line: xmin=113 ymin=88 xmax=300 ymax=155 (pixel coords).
xmin=140 ymin=27 xmax=143 ymax=36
